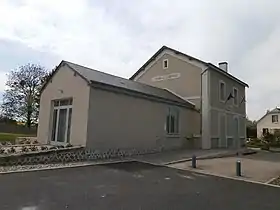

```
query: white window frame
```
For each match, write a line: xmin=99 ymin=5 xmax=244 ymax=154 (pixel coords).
xmin=163 ymin=59 xmax=168 ymax=69
xmin=272 ymin=115 xmax=278 ymax=123
xmin=51 ymin=98 xmax=73 ymax=145
xmin=233 ymin=87 xmax=238 ymax=106
xmin=165 ymin=107 xmax=180 ymax=135
xmin=219 ymin=80 xmax=226 ymax=102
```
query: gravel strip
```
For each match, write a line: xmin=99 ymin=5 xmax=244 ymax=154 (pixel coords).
xmin=0 ymin=158 xmax=132 ymax=173
xmin=269 ymin=176 xmax=280 ymax=186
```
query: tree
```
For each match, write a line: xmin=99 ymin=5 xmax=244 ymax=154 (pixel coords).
xmin=1 ymin=64 xmax=48 ymax=128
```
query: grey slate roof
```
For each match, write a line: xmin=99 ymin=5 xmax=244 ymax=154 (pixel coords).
xmin=64 ymin=61 xmax=195 ymax=108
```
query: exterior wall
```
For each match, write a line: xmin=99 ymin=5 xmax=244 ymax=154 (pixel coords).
xmin=86 ymin=88 xmax=201 ymax=151
xmin=133 ymin=52 xmax=204 ymax=108
xmin=208 ymin=69 xmax=247 ymax=148
xmin=37 ymin=64 xmax=90 ymax=146
xmin=257 ymin=113 xmax=280 ymax=138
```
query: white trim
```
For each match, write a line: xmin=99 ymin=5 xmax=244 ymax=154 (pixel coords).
xmin=219 ymin=80 xmax=226 ymax=102
xmin=163 ymin=59 xmax=168 ymax=69
xmin=201 ymin=70 xmax=211 ymax=149
xmin=183 ymin=96 xmax=201 ymax=100
xmin=218 ymin=112 xmax=227 ymax=148
xmin=134 ymin=50 xmax=206 ymax=81
xmin=233 ymin=87 xmax=238 ymax=107
xmin=233 ymin=115 xmax=240 ymax=148
xmin=210 ymin=106 xmax=246 ymax=117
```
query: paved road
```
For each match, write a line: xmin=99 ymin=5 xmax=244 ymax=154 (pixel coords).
xmin=0 ymin=161 xmax=279 ymax=210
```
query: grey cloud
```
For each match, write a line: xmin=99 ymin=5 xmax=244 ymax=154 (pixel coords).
xmin=0 ymin=39 xmax=60 ymax=72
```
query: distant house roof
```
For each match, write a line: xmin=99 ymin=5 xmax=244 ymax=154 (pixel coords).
xmin=129 ymin=45 xmax=249 ymax=88
xmin=257 ymin=107 xmax=280 ymax=123
xmin=41 ymin=60 xmax=196 ymax=109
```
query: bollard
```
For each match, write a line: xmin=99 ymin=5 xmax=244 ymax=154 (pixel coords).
xmin=236 ymin=160 xmax=241 ymax=176
xmin=192 ymin=155 xmax=197 ymax=168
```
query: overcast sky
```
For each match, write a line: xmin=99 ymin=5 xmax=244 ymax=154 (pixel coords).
xmin=0 ymin=0 xmax=279 ymax=120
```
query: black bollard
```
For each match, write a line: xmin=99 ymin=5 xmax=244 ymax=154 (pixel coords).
xmin=192 ymin=155 xmax=197 ymax=168
xmin=236 ymin=160 xmax=241 ymax=176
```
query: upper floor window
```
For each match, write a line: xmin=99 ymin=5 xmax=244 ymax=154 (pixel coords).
xmin=272 ymin=115 xmax=278 ymax=123
xmin=219 ymin=81 xmax=226 ymax=102
xmin=233 ymin=87 xmax=238 ymax=106
xmin=166 ymin=107 xmax=179 ymax=134
xmin=163 ymin=59 xmax=168 ymax=69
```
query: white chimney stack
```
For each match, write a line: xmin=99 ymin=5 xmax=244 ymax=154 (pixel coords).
xmin=218 ymin=62 xmax=228 ymax=72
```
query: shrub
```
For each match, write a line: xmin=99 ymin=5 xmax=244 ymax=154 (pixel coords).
xmin=0 ymin=148 xmax=5 ymax=154
xmin=33 ymin=140 xmax=39 ymax=144
xmin=1 ymin=141 xmax=7 ymax=146
xmin=21 ymin=146 xmax=29 ymax=153
xmin=66 ymin=143 xmax=73 ymax=148
xmin=25 ymin=140 xmax=31 ymax=144
xmin=40 ymin=146 xmax=48 ymax=151
xmin=8 ymin=147 xmax=16 ymax=153
xmin=30 ymin=146 xmax=38 ymax=152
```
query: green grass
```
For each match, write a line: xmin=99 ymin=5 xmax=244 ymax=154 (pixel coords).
xmin=0 ymin=132 xmax=36 ymax=144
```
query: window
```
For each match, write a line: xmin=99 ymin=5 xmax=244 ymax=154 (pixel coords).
xmin=233 ymin=87 xmax=238 ymax=106
xmin=272 ymin=115 xmax=278 ymax=123
xmin=166 ymin=107 xmax=179 ymax=134
xmin=163 ymin=59 xmax=168 ymax=69
xmin=219 ymin=81 xmax=226 ymax=102
xmin=51 ymin=98 xmax=73 ymax=144
xmin=263 ymin=128 xmax=269 ymax=135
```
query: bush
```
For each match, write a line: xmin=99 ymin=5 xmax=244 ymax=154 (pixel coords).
xmin=66 ymin=143 xmax=73 ymax=148
xmin=33 ymin=140 xmax=39 ymax=144
xmin=30 ymin=146 xmax=38 ymax=152
xmin=21 ymin=146 xmax=29 ymax=153
xmin=0 ymin=148 xmax=5 ymax=154
xmin=7 ymin=147 xmax=16 ymax=153
xmin=40 ymin=146 xmax=48 ymax=151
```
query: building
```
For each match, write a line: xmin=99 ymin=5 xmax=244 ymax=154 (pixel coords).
xmin=257 ymin=107 xmax=280 ymax=138
xmin=130 ymin=46 xmax=249 ymax=149
xmin=37 ymin=60 xmax=200 ymax=151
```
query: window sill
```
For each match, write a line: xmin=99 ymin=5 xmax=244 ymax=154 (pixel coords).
xmin=166 ymin=134 xmax=180 ymax=138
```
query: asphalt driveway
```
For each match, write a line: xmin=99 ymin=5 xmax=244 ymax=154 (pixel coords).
xmin=0 ymin=161 xmax=279 ymax=210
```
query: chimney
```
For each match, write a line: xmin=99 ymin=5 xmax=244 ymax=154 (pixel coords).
xmin=218 ymin=62 xmax=228 ymax=72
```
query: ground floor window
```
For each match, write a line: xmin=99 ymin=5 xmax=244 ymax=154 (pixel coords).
xmin=166 ymin=107 xmax=179 ymax=134
xmin=262 ymin=128 xmax=269 ymax=136
xmin=51 ymin=98 xmax=73 ymax=144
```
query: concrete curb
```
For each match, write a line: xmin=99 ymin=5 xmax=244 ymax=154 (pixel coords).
xmin=166 ymin=165 xmax=280 ymax=189
xmin=266 ymin=176 xmax=279 ymax=184
xmin=0 ymin=159 xmax=134 ymax=175
xmin=164 ymin=150 xmax=257 ymax=165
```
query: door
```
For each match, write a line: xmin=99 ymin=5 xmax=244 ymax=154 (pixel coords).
xmin=233 ymin=116 xmax=239 ymax=149
xmin=219 ymin=113 xmax=226 ymax=148
xmin=51 ymin=98 xmax=73 ymax=144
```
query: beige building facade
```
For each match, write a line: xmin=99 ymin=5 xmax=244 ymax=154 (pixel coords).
xmin=130 ymin=46 xmax=248 ymax=149
xmin=37 ymin=61 xmax=200 ymax=151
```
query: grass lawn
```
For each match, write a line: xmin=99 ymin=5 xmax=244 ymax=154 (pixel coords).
xmin=0 ymin=132 xmax=36 ymax=144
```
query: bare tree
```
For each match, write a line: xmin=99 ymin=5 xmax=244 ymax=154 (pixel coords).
xmin=1 ymin=64 xmax=48 ymax=128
